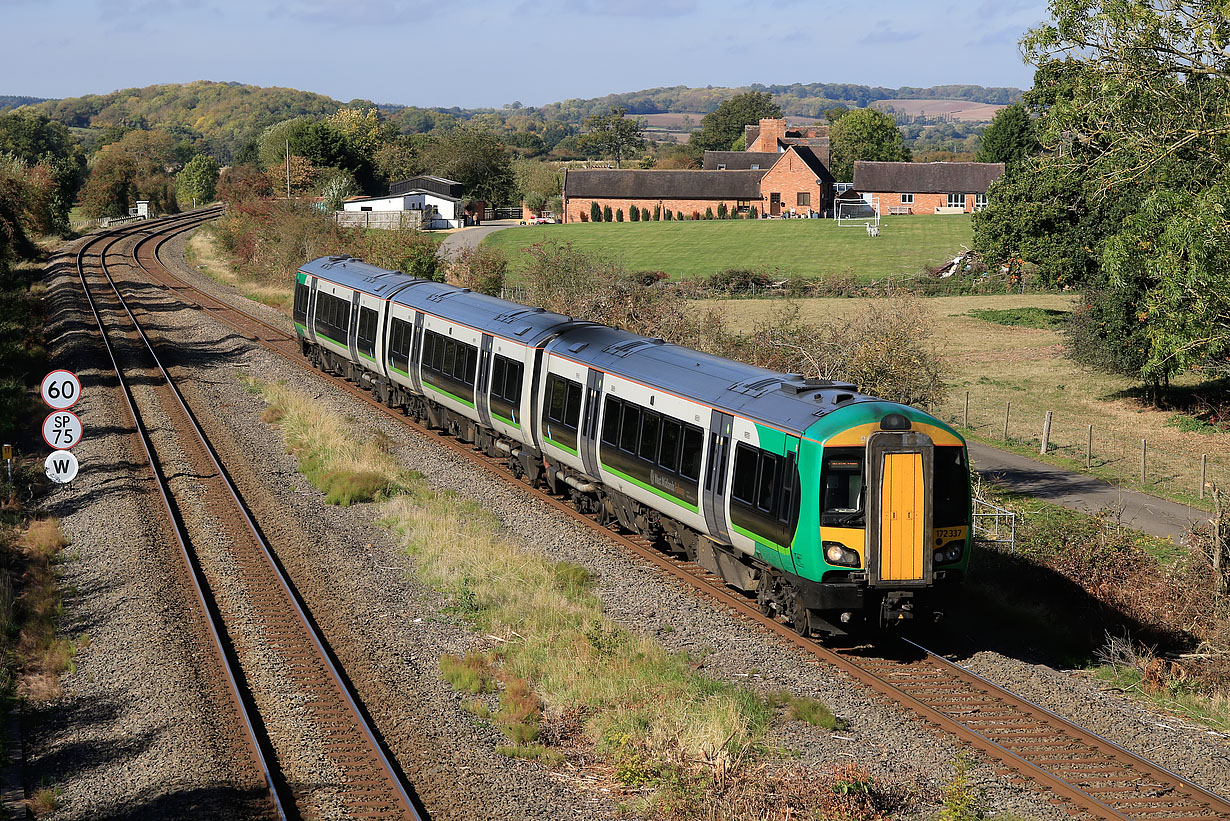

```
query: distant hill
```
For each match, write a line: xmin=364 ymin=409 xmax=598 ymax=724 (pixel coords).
xmin=29 ymin=81 xmax=345 ymax=160
xmin=0 ymin=95 xmax=50 ymax=113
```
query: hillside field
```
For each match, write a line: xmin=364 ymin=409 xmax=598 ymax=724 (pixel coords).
xmin=481 ymin=215 xmax=973 ymax=281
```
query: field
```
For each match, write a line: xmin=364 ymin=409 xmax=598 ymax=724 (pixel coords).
xmin=703 ymin=294 xmax=1227 ymax=506
xmin=482 ymin=216 xmax=973 ymax=282
xmin=870 ymin=99 xmax=1006 ymax=122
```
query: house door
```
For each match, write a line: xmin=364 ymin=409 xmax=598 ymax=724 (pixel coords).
xmin=770 ymin=193 xmax=781 ymax=216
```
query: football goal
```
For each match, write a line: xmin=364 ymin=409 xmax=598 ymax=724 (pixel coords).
xmin=836 ymin=196 xmax=880 ymax=229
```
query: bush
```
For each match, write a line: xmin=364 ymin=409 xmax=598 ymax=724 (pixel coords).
xmin=640 ymin=206 xmax=650 ymax=221
xmin=664 ymin=209 xmax=672 ymax=221
xmin=629 ymin=204 xmax=639 ymax=221
xmin=590 ymin=201 xmax=601 ymax=222
xmin=717 ymin=203 xmax=728 ymax=219
xmin=603 ymin=204 xmax=612 ymax=222
xmin=692 ymin=210 xmax=701 ymax=221
xmin=653 ymin=204 xmax=661 ymax=221
xmin=615 ymin=208 xmax=623 ymax=222
xmin=704 ymin=207 xmax=714 ymax=220
xmin=445 ymin=244 xmax=507 ymax=295
xmin=750 ymin=206 xmax=758 ymax=218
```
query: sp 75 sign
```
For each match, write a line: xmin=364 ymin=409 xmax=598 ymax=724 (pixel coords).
xmin=42 ymin=411 xmax=82 ymax=450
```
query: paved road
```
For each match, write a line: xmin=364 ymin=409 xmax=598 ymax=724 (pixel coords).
xmin=968 ymin=442 xmax=1209 ymax=542
xmin=438 ymin=219 xmax=519 ymax=259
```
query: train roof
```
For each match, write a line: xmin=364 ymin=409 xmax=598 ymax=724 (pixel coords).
xmin=299 ymin=256 xmax=422 ymax=297
xmin=547 ymin=323 xmax=868 ymax=434
xmin=391 ymin=279 xmax=581 ymax=346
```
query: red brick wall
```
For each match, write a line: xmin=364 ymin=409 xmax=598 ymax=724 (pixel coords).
xmin=748 ymin=118 xmax=785 ymax=152
xmin=562 ymin=196 xmax=761 ymax=223
xmin=758 ymin=149 xmax=831 ymax=216
xmin=865 ymin=192 xmax=977 ymax=214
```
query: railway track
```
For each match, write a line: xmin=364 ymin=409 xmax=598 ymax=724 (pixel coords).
xmin=131 ymin=216 xmax=1230 ymax=821
xmin=76 ymin=213 xmax=422 ymax=821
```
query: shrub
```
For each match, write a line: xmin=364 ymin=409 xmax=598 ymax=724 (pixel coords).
xmin=603 ymin=204 xmax=612 ymax=222
xmin=440 ymin=651 xmax=496 ymax=694
xmin=615 ymin=208 xmax=623 ymax=222
xmin=664 ymin=209 xmax=672 ymax=220
xmin=704 ymin=207 xmax=714 ymax=220
xmin=578 ymin=211 xmax=587 ymax=222
xmin=653 ymin=204 xmax=661 ymax=221
xmin=629 ymin=204 xmax=639 ymax=221
xmin=640 ymin=206 xmax=650 ymax=221
xmin=590 ymin=201 xmax=601 ymax=222
xmin=717 ymin=203 xmax=727 ymax=219
xmin=692 ymin=210 xmax=700 ymax=221
xmin=444 ymin=244 xmax=507 ymax=295
xmin=750 ymin=206 xmax=758 ymax=218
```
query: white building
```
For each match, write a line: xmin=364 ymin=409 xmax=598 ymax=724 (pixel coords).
xmin=342 ymin=190 xmax=464 ymax=229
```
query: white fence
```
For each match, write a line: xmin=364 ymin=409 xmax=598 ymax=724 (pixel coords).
xmin=334 ymin=211 xmax=425 ymax=231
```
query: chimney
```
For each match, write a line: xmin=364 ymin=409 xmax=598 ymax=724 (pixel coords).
xmin=754 ymin=118 xmax=787 ymax=152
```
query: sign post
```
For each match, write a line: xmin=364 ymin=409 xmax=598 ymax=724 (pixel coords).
xmin=40 ymin=370 xmax=82 ymax=486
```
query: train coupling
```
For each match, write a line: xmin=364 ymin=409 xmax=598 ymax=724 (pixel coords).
xmin=880 ymin=591 xmax=915 ymax=628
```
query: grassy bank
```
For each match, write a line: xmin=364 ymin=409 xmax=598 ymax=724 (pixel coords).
xmin=482 ymin=216 xmax=973 ymax=282
xmin=253 ymin=378 xmax=915 ymax=819
xmin=186 ymin=230 xmax=292 ymax=310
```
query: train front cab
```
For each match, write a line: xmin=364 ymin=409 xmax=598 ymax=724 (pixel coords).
xmin=800 ymin=405 xmax=971 ymax=634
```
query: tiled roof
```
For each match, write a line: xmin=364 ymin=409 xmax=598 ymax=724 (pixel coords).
xmin=564 ymin=169 xmax=766 ymax=199
xmin=702 ymin=151 xmax=781 ymax=170
xmin=853 ymin=161 xmax=1005 ymax=194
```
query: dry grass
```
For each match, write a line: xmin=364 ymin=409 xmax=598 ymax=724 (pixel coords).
xmin=253 ymin=379 xmax=880 ymax=818
xmin=185 ymin=230 xmax=292 ymax=311
xmin=15 ymin=518 xmax=74 ymax=701
xmin=27 ymin=787 xmax=60 ymax=816
xmin=706 ymin=294 xmax=1227 ymax=505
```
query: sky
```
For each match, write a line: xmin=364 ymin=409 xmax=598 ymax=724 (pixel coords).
xmin=1 ymin=0 xmax=1050 ymax=108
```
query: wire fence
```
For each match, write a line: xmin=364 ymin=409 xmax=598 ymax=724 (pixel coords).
xmin=934 ymin=391 xmax=1227 ymax=505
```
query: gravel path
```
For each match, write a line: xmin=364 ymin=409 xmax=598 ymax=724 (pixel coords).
xmin=32 ymin=224 xmax=1226 ymax=821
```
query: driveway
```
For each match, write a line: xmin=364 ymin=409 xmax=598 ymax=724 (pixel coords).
xmin=438 ymin=219 xmax=520 ymax=259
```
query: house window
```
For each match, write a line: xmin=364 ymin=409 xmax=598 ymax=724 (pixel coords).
xmin=796 ymin=192 xmax=810 ymax=207
xmin=901 ymin=193 xmax=914 ymax=204
xmin=717 ymin=163 xmax=726 ymax=170
xmin=974 ymin=193 xmax=988 ymax=210
xmin=947 ymin=193 xmax=967 ymax=209
xmin=736 ymin=199 xmax=751 ymax=212
xmin=749 ymin=163 xmax=760 ymax=170
xmin=360 ymin=206 xmax=372 ymax=212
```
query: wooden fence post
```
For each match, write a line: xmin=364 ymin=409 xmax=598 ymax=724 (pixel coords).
xmin=1140 ymin=439 xmax=1147 ymax=483
xmin=963 ymin=391 xmax=969 ymax=430
xmin=1040 ymin=411 xmax=1053 ymax=455
xmin=1003 ymin=402 xmax=1011 ymax=442
xmin=1086 ymin=425 xmax=1093 ymax=470
xmin=1201 ymin=453 xmax=1208 ymax=500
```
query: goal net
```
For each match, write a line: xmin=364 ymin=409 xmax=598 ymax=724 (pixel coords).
xmin=836 ymin=196 xmax=880 ymax=229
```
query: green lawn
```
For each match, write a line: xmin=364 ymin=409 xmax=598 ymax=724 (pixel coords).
xmin=481 ymin=215 xmax=972 ymax=281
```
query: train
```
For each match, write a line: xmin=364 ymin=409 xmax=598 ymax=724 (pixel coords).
xmin=293 ymin=255 xmax=973 ymax=637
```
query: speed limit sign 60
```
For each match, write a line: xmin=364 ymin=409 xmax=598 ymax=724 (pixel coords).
xmin=42 ymin=411 xmax=82 ymax=450
xmin=41 ymin=370 xmax=81 ymax=410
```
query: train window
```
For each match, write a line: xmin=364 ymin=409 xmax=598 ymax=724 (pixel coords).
xmin=455 ymin=344 xmax=476 ymax=385
xmin=442 ymin=340 xmax=456 ymax=375
xmin=731 ymin=444 xmax=756 ymax=504
xmin=294 ymin=282 xmax=309 ymax=319
xmin=548 ymin=376 xmax=567 ymax=422
xmin=757 ymin=453 xmax=779 ymax=512
xmin=357 ymin=306 xmax=378 ymax=358
xmin=619 ymin=404 xmax=641 ymax=452
xmin=602 ymin=397 xmax=620 ymax=444
xmin=679 ymin=426 xmax=703 ymax=481
xmin=506 ymin=361 xmax=523 ymax=403
xmin=658 ymin=419 xmax=681 ymax=473
xmin=564 ymin=381 xmax=582 ymax=427
xmin=779 ymin=453 xmax=798 ymax=524
xmin=821 ymin=448 xmax=864 ymax=525
xmin=638 ymin=411 xmax=660 ymax=462
xmin=492 ymin=356 xmax=505 ymax=398
xmin=933 ymin=447 xmax=970 ymax=528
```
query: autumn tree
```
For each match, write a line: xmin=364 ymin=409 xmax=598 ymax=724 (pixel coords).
xmin=578 ymin=107 xmax=645 ymax=168
xmin=177 ymin=154 xmax=219 ymax=207
xmin=79 ymin=152 xmax=137 ymax=218
xmin=689 ymin=92 xmax=782 ymax=154
xmin=828 ymin=108 xmax=910 ymax=182
xmin=217 ymin=164 xmax=273 ymax=204
xmin=976 ymin=103 xmax=1038 ymax=168
xmin=418 ymin=126 xmax=514 ymax=204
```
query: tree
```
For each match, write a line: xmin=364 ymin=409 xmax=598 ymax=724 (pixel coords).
xmin=217 ymin=164 xmax=272 ymax=204
xmin=641 ymin=207 xmax=650 ymax=221
xmin=177 ymin=154 xmax=219 ymax=207
xmin=79 ymin=152 xmax=137 ymax=218
xmin=327 ymin=107 xmax=388 ymax=157
xmin=652 ymin=204 xmax=660 ymax=221
xmin=578 ymin=107 xmax=645 ymax=168
xmin=615 ymin=208 xmax=623 ymax=222
xmin=828 ymin=108 xmax=910 ymax=182
xmin=629 ymin=204 xmax=639 ymax=221
xmin=515 ymin=159 xmax=562 ymax=213
xmin=374 ymin=138 xmax=421 ymax=186
xmin=689 ymin=92 xmax=782 ymax=154
xmin=824 ymin=105 xmax=851 ymax=124
xmin=591 ymin=201 xmax=602 ymax=222
xmin=419 ymin=126 xmax=514 ymax=204
xmin=976 ymin=103 xmax=1038 ymax=168
xmin=603 ymin=204 xmax=612 ymax=222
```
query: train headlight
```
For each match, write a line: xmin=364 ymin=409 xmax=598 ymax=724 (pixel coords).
xmin=933 ymin=542 xmax=964 ymax=565
xmin=823 ymin=542 xmax=861 ymax=568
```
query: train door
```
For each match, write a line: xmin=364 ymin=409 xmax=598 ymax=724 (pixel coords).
xmin=346 ymin=289 xmax=361 ymax=364
xmin=866 ymin=432 xmax=934 ymax=586
xmin=410 ymin=311 xmax=425 ymax=394
xmin=476 ymin=334 xmax=494 ymax=429
xmin=702 ymin=410 xmax=734 ymax=544
xmin=304 ymin=277 xmax=318 ymax=344
xmin=578 ymin=368 xmax=603 ymax=478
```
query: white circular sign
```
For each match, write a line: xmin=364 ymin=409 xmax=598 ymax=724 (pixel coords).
xmin=41 ymin=370 xmax=81 ymax=410
xmin=44 ymin=450 xmax=79 ymax=484
xmin=42 ymin=410 xmax=83 ymax=450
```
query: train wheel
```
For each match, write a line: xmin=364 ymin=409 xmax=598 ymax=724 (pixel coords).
xmin=791 ymin=597 xmax=812 ymax=637
xmin=756 ymin=573 xmax=775 ymax=617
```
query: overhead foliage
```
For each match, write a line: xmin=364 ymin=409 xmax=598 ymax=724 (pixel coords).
xmin=828 ymin=107 xmax=911 ymax=182
xmin=975 ymin=102 xmax=1038 ymax=167
xmin=577 ymin=107 xmax=645 ymax=168
xmin=688 ymin=92 xmax=782 ymax=154
xmin=176 ymin=154 xmax=219 ymax=207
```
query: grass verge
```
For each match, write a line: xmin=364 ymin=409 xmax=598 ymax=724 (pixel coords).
xmin=185 ymin=229 xmax=292 ymax=310
xmin=253 ymin=378 xmax=899 ymax=819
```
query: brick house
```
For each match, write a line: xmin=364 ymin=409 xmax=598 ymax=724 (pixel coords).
xmin=853 ymin=161 xmax=1004 ymax=215
xmin=561 ymin=143 xmax=835 ymax=222
xmin=744 ymin=118 xmax=830 ymax=156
